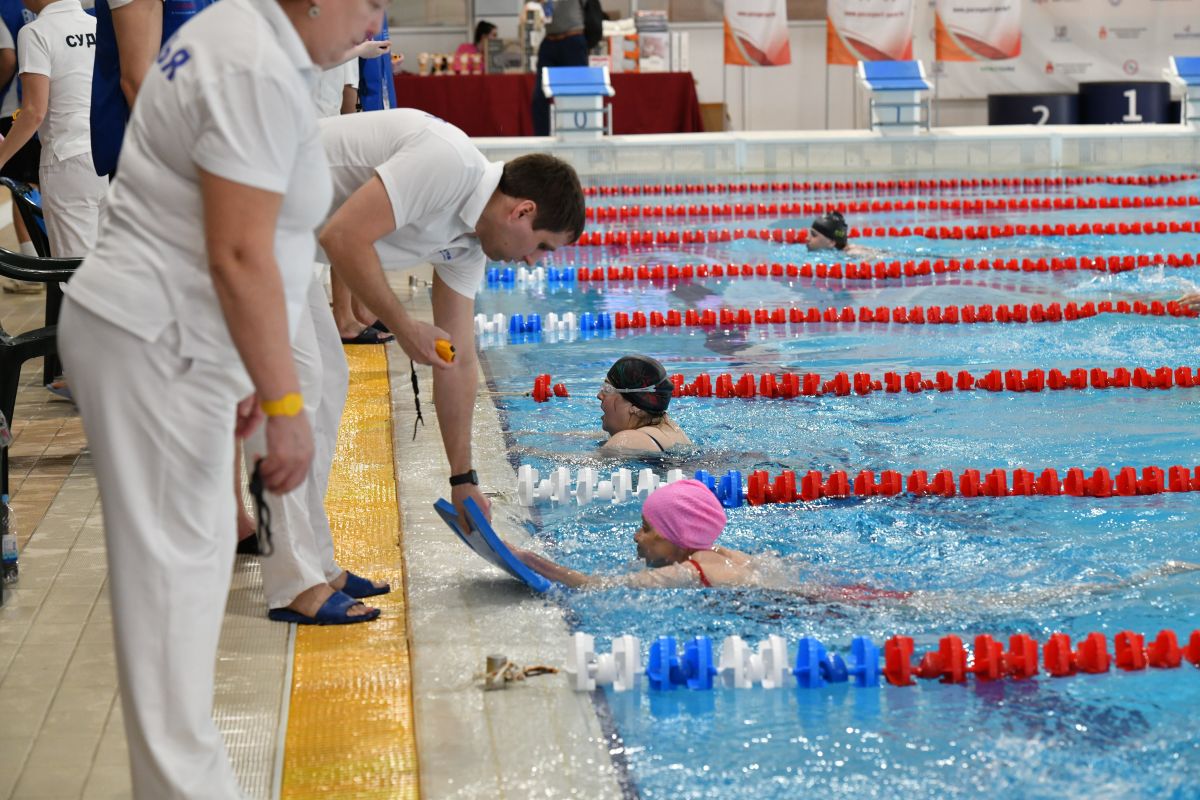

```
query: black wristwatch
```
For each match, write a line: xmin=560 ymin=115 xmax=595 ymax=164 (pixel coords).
xmin=449 ymin=470 xmax=479 ymax=486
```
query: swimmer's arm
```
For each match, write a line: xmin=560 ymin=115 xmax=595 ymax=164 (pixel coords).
xmin=511 ymin=547 xmax=596 ymax=588
xmin=620 ymin=562 xmax=700 ymax=588
xmin=1178 ymin=291 xmax=1200 ymax=311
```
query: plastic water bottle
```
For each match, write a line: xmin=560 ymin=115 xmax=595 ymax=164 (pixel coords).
xmin=1 ymin=494 xmax=16 ymax=584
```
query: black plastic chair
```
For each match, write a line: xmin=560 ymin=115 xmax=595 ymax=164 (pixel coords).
xmin=1 ymin=177 xmax=62 ymax=384
xmin=0 ymin=248 xmax=80 ymax=496
xmin=0 ymin=176 xmax=51 ymax=258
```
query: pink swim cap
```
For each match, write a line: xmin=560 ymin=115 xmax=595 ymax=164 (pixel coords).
xmin=642 ymin=479 xmax=727 ymax=551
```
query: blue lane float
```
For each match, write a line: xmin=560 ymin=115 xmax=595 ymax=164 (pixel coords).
xmin=564 ymin=630 xmax=1200 ymax=694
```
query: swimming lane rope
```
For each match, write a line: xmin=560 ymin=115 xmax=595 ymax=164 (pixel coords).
xmin=563 ymin=629 xmax=1200 ymax=693
xmin=570 ymin=219 xmax=1200 ymax=247
xmin=476 ymin=299 xmax=1196 ymax=337
xmin=583 ymin=172 xmax=1198 ymax=198
xmin=584 ymin=192 xmax=1200 ymax=222
xmin=514 ymin=464 xmax=1200 ymax=507
xmin=526 ymin=365 xmax=1200 ymax=401
xmin=487 ymin=250 xmax=1200 ymax=288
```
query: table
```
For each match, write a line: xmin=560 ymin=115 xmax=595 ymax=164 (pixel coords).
xmin=392 ymin=72 xmax=703 ymax=137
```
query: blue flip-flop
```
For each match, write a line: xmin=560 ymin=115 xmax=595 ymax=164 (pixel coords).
xmin=266 ymin=590 xmax=380 ymax=625
xmin=341 ymin=327 xmax=393 ymax=345
xmin=341 ymin=571 xmax=391 ymax=599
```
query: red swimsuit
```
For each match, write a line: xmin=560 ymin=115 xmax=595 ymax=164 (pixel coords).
xmin=686 ymin=558 xmax=713 ymax=587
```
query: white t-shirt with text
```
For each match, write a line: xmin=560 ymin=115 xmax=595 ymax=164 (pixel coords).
xmin=17 ymin=0 xmax=96 ymax=165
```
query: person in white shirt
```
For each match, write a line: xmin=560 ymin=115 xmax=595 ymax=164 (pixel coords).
xmin=312 ymin=54 xmax=357 ymax=117
xmin=0 ymin=0 xmax=44 ymax=282
xmin=56 ymin=0 xmax=386 ymax=796
xmin=0 ymin=16 xmax=42 ymax=292
xmin=0 ymin=0 xmax=106 ymax=257
xmin=319 ymin=108 xmax=585 ymax=521
xmin=235 ymin=44 xmax=401 ymax=621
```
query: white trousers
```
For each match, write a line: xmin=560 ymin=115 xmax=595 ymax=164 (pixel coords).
xmin=58 ymin=297 xmax=246 ymax=800
xmin=249 ymin=276 xmax=350 ymax=609
xmin=39 ymin=153 xmax=108 ymax=257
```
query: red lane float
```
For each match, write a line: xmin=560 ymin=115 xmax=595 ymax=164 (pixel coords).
xmin=568 ymin=251 xmax=1200 ymax=285
xmin=737 ymin=465 xmax=1199 ymax=503
xmin=533 ymin=366 xmax=1200 ymax=401
xmin=883 ymin=630 xmax=1200 ymax=686
xmin=596 ymin=301 xmax=1196 ymax=332
xmin=570 ymin=220 xmax=1200 ymax=247
xmin=583 ymin=173 xmax=1199 ymax=198
xmin=584 ymin=193 xmax=1200 ymax=222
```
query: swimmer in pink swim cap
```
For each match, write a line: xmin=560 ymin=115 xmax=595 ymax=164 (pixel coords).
xmin=513 ymin=479 xmax=753 ymax=589
xmin=510 ymin=479 xmax=1200 ymax=602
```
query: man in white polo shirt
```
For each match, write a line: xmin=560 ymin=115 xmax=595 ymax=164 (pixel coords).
xmin=0 ymin=0 xmax=105 ymax=257
xmin=319 ymin=109 xmax=584 ymax=518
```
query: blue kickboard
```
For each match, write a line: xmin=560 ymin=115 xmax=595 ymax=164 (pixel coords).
xmin=433 ymin=498 xmax=552 ymax=593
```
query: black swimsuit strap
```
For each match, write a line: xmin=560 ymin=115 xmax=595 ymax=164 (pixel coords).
xmin=640 ymin=428 xmax=667 ymax=451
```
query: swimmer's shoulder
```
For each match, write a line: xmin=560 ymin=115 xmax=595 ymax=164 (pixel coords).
xmin=603 ymin=428 xmax=665 ymax=453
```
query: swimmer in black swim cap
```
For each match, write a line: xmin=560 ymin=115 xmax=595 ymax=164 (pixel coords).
xmin=598 ymin=355 xmax=692 ymax=455
xmin=808 ymin=210 xmax=850 ymax=251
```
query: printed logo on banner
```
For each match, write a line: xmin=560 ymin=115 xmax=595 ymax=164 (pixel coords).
xmin=1107 ymin=26 xmax=1147 ymax=39
xmin=1175 ymin=24 xmax=1200 ymax=38
xmin=1124 ymin=59 xmax=1139 ymax=74
xmin=1045 ymin=60 xmax=1092 ymax=76
xmin=1108 ymin=0 xmax=1121 ymax=7
xmin=1053 ymin=25 xmax=1069 ymax=42
xmin=1099 ymin=26 xmax=1107 ymax=39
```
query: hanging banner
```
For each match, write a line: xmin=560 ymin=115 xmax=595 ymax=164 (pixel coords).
xmin=934 ymin=0 xmax=1021 ymax=62
xmin=826 ymin=0 xmax=916 ymax=65
xmin=724 ymin=0 xmax=792 ymax=66
xmin=916 ymin=0 xmax=1200 ymax=99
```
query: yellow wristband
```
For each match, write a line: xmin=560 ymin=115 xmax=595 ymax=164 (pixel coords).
xmin=260 ymin=392 xmax=303 ymax=417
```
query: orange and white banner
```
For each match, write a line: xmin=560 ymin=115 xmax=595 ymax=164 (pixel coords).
xmin=826 ymin=0 xmax=915 ymax=66
xmin=934 ymin=0 xmax=1021 ymax=62
xmin=724 ymin=0 xmax=792 ymax=66
xmin=915 ymin=0 xmax=1200 ymax=99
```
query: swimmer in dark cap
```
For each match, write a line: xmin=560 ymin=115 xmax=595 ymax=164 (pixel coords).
xmin=599 ymin=355 xmax=692 ymax=455
xmin=807 ymin=210 xmax=850 ymax=252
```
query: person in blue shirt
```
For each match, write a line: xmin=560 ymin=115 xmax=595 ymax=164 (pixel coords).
xmin=356 ymin=14 xmax=393 ymax=111
xmin=90 ymin=0 xmax=216 ymax=177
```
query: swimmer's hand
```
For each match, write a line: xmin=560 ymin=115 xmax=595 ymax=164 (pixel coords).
xmin=1177 ymin=291 xmax=1200 ymax=311
xmin=453 ymin=482 xmax=491 ymax=524
xmin=350 ymin=39 xmax=391 ymax=60
xmin=396 ymin=319 xmax=454 ymax=369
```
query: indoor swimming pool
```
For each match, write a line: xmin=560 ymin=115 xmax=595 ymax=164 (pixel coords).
xmin=473 ymin=168 xmax=1200 ymax=798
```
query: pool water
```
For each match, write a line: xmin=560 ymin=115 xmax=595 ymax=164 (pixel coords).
xmin=474 ymin=170 xmax=1200 ymax=799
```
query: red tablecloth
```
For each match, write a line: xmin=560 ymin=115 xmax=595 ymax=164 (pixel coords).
xmin=392 ymin=72 xmax=703 ymax=137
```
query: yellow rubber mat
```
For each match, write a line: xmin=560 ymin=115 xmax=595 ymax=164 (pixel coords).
xmin=281 ymin=346 xmax=420 ymax=799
